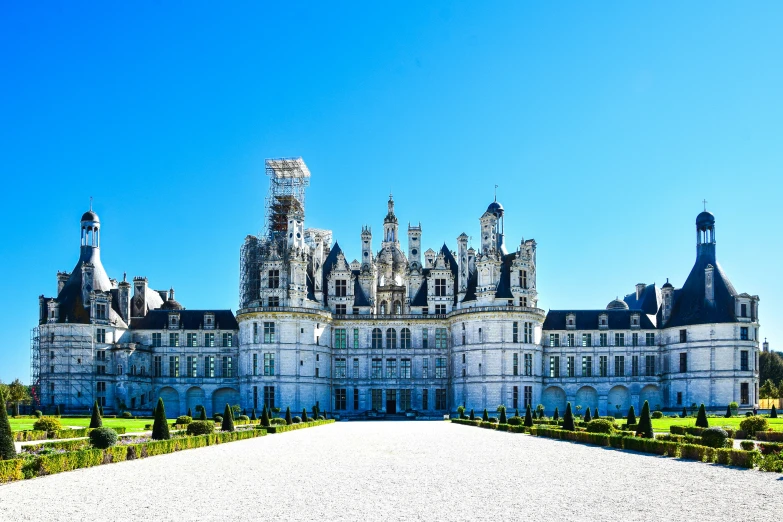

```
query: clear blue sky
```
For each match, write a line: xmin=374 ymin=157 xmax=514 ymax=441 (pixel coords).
xmin=1 ymin=3 xmax=781 ymax=383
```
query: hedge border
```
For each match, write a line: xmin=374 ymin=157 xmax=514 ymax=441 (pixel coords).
xmin=13 ymin=427 xmax=128 ymax=442
xmin=262 ymin=419 xmax=335 ymax=433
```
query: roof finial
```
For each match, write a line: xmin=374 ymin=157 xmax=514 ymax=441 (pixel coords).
xmin=89 ymin=196 xmax=93 ymax=211
xmin=702 ymin=198 xmax=707 ymax=211
xmin=494 ymin=184 xmax=498 ymax=202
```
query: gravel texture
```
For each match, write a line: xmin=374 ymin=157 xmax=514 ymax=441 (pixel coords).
xmin=0 ymin=421 xmax=779 ymax=521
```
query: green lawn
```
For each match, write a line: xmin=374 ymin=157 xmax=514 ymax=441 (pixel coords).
xmin=8 ymin=417 xmax=168 ymax=433
xmin=650 ymin=416 xmax=783 ymax=432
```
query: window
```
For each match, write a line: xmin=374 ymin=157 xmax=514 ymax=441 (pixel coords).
xmin=615 ymin=333 xmax=624 ymax=347
xmin=524 ymin=354 xmax=532 ymax=376
xmin=263 ymin=322 xmax=275 ymax=343
xmin=206 ymin=355 xmax=215 ymax=377
xmin=549 ymin=356 xmax=560 ymax=378
xmin=152 ymin=333 xmax=162 ymax=347
xmin=353 ymin=329 xmax=359 ymax=348
xmin=435 ymin=329 xmax=448 ymax=349
xmin=187 ymin=333 xmax=198 ymax=347
xmin=371 ymin=358 xmax=382 ymax=379
xmin=264 ymin=353 xmax=275 ymax=376
xmin=95 ymin=303 xmax=107 ymax=320
xmin=335 ymin=304 xmax=346 ymax=315
xmin=335 ymin=279 xmax=347 ymax=297
xmin=96 ymin=381 xmax=106 ymax=393
xmin=435 ymin=389 xmax=447 ymax=410
xmin=264 ymin=386 xmax=275 ymax=409
xmin=334 ymin=328 xmax=347 ymax=349
xmin=614 ymin=356 xmax=625 ymax=376
xmin=524 ymin=322 xmax=533 ymax=343
xmin=567 ymin=333 xmax=575 ymax=347
xmin=95 ymin=328 xmax=106 ymax=343
xmin=423 ymin=358 xmax=429 ymax=378
xmin=567 ymin=356 xmax=575 ymax=377
xmin=352 ymin=307 xmax=359 ymax=315
xmin=741 ymin=351 xmax=749 ymax=371
xmin=222 ymin=333 xmax=233 ymax=347
xmin=435 ymin=278 xmax=447 ymax=296
xmin=741 ymin=303 xmax=747 ymax=317
xmin=422 ymin=389 xmax=429 ymax=410
xmin=96 ymin=350 xmax=106 ymax=361
xmin=549 ymin=334 xmax=560 ymax=347
xmin=169 ymin=356 xmax=179 ymax=377
xmin=512 ymin=322 xmax=519 ymax=343
xmin=153 ymin=356 xmax=162 ymax=377
xmin=599 ymin=333 xmax=607 ymax=347
xmin=335 ymin=389 xmax=347 ymax=410
xmin=645 ymin=355 xmax=655 ymax=376
xmin=582 ymin=333 xmax=592 ymax=347
xmin=386 ymin=328 xmax=397 ymax=349
xmin=253 ymin=353 xmax=258 ymax=376
xmin=632 ymin=355 xmax=639 ymax=377
xmin=253 ymin=323 xmax=259 ymax=343
xmin=582 ymin=356 xmax=592 ymax=377
xmin=679 ymin=353 xmax=688 ymax=373
xmin=371 ymin=389 xmax=383 ymax=410
xmin=268 ymin=296 xmax=280 ymax=307
xmin=646 ymin=333 xmax=655 ymax=346
xmin=677 ymin=391 xmax=683 ymax=405
xmin=740 ymin=383 xmax=749 ymax=405
xmin=354 ymin=388 xmax=360 ymax=410
xmin=268 ymin=270 xmax=280 ymax=289
xmin=422 ymin=307 xmax=428 ymax=316
xmin=353 ymin=358 xmax=359 ymax=378
xmin=187 ymin=356 xmax=197 ymax=377
xmin=512 ymin=386 xmax=519 ymax=409
xmin=679 ymin=329 xmax=687 ymax=343
xmin=632 ymin=333 xmax=639 ymax=347
xmin=519 ymin=270 xmax=528 ymax=289
xmin=204 ymin=333 xmax=215 ymax=347
xmin=435 ymin=304 xmax=446 ymax=315
xmin=599 ymin=356 xmax=608 ymax=377
xmin=222 ymin=356 xmax=233 ymax=377
xmin=386 ymin=358 xmax=397 ymax=378
xmin=170 ymin=333 xmax=179 ymax=347
xmin=422 ymin=329 xmax=429 ymax=348
xmin=372 ymin=328 xmax=382 ymax=349
xmin=335 ymin=358 xmax=347 ymax=378
xmin=740 ymin=327 xmax=749 ymax=341
xmin=400 ymin=389 xmax=412 ymax=411
xmin=435 ymin=358 xmax=447 ymax=378
xmin=401 ymin=358 xmax=411 ymax=378
xmin=513 ymin=353 xmax=519 ymax=376
xmin=400 ymin=328 xmax=411 ymax=349
xmin=524 ymin=386 xmax=532 ymax=408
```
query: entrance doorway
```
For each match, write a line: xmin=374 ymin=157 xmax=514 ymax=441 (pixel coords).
xmin=386 ymin=389 xmax=397 ymax=414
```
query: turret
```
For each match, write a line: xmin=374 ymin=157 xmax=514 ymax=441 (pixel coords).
xmin=696 ymin=210 xmax=716 ymax=262
xmin=382 ymin=194 xmax=399 ymax=245
xmin=408 ymin=223 xmax=422 ymax=269
xmin=457 ymin=233 xmax=469 ymax=297
xmin=661 ymin=278 xmax=674 ymax=325
xmin=361 ymin=226 xmax=373 ymax=269
xmin=287 ymin=210 xmax=305 ymax=251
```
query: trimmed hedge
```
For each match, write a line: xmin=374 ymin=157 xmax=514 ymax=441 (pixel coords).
xmin=14 ymin=427 xmax=128 ymax=442
xmin=263 ymin=419 xmax=335 ymax=434
xmin=755 ymin=431 xmax=783 ymax=442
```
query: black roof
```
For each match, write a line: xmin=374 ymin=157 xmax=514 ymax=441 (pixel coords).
xmin=543 ymin=309 xmax=656 ymax=330
xmin=130 ymin=310 xmax=239 ymax=330
xmin=81 ymin=210 xmax=99 ymax=222
xmin=352 ymin=271 xmax=371 ymax=307
xmin=410 ymin=271 xmax=430 ymax=307
xmin=494 ymin=253 xmax=517 ymax=300
xmin=321 ymin=243 xmax=343 ymax=306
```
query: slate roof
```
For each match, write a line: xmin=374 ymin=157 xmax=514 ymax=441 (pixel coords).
xmin=622 ymin=284 xmax=661 ymax=316
xmin=543 ymin=309 xmax=656 ymax=330
xmin=410 ymin=270 xmax=430 ymax=307
xmin=130 ymin=310 xmax=239 ymax=330
xmin=321 ymin=243 xmax=343 ymax=306
xmin=494 ymin=253 xmax=517 ymax=300
xmin=352 ymin=271 xmax=371 ymax=307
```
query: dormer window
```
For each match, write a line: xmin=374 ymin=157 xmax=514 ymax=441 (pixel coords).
xmin=168 ymin=313 xmax=179 ymax=329
xmin=631 ymin=314 xmax=640 ymax=327
xmin=95 ymin=303 xmax=107 ymax=320
xmin=268 ymin=269 xmax=280 ymax=289
xmin=599 ymin=314 xmax=608 ymax=329
xmin=335 ymin=280 xmax=347 ymax=297
xmin=204 ymin=313 xmax=215 ymax=330
xmin=566 ymin=313 xmax=576 ymax=329
xmin=740 ymin=303 xmax=747 ymax=318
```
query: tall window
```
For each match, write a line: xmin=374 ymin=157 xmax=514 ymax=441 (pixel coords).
xmin=335 ymin=388 xmax=347 ymax=410
xmin=354 ymin=388 xmax=360 ymax=410
xmin=268 ymin=296 xmax=279 ymax=307
xmin=204 ymin=333 xmax=215 ymax=347
xmin=549 ymin=356 xmax=560 ymax=378
xmin=335 ymin=304 xmax=346 ymax=315
xmin=371 ymin=389 xmax=383 ymax=410
xmin=222 ymin=356 xmax=233 ymax=377
xmin=614 ymin=356 xmax=625 ymax=376
xmin=740 ymin=327 xmax=749 ymax=341
xmin=187 ymin=356 xmax=197 ymax=377
xmin=512 ymin=386 xmax=519 ymax=410
xmin=222 ymin=333 xmax=233 ymax=347
xmin=435 ymin=304 xmax=446 ymax=314
xmin=679 ymin=353 xmax=688 ymax=373
xmin=513 ymin=353 xmax=519 ymax=376
xmin=335 ymin=279 xmax=347 ymax=297
xmin=512 ymin=322 xmax=519 ymax=343
xmin=153 ymin=356 xmax=162 ymax=377
xmin=549 ymin=334 xmax=560 ymax=347
xmin=268 ymin=270 xmax=280 ymax=289
xmin=524 ymin=353 xmax=532 ymax=376
xmin=253 ymin=323 xmax=259 ymax=343
xmin=400 ymin=389 xmax=411 ymax=411
xmin=615 ymin=333 xmax=625 ymax=347
xmin=386 ymin=328 xmax=397 ymax=349
xmin=646 ymin=333 xmax=655 ymax=346
xmin=435 ymin=389 xmax=447 ymax=410
xmin=524 ymin=322 xmax=533 ymax=343
xmin=435 ymin=358 xmax=447 ymax=378
xmin=169 ymin=356 xmax=179 ymax=377
xmin=599 ymin=333 xmax=607 ymax=347
xmin=567 ymin=356 xmax=575 ymax=377
xmin=632 ymin=333 xmax=639 ymax=347
xmin=264 ymin=353 xmax=275 ymax=376
xmin=422 ymin=389 xmax=429 ymax=410
xmin=253 ymin=353 xmax=258 ymax=376
xmin=423 ymin=358 xmax=429 ymax=378
xmin=741 ymin=303 xmax=747 ymax=317
xmin=187 ymin=333 xmax=198 ymax=347
xmin=400 ymin=328 xmax=411 ymax=349
xmin=371 ymin=358 xmax=382 ymax=378
xmin=435 ymin=278 xmax=446 ymax=296
xmin=353 ymin=358 xmax=359 ymax=378
xmin=599 ymin=356 xmax=608 ymax=377
xmin=372 ymin=328 xmax=383 ymax=349
xmin=422 ymin=329 xmax=429 ymax=348
xmin=435 ymin=329 xmax=448 ymax=349
xmin=386 ymin=358 xmax=397 ymax=378
xmin=263 ymin=322 xmax=275 ymax=343
xmin=353 ymin=328 xmax=360 ymax=348
xmin=645 ymin=355 xmax=655 ymax=376
xmin=170 ymin=333 xmax=179 ymax=347
xmin=335 ymin=358 xmax=347 ymax=378
xmin=334 ymin=328 xmax=347 ymax=349
xmin=741 ymin=351 xmax=749 ymax=371
xmin=679 ymin=329 xmax=687 ymax=343
xmin=263 ymin=386 xmax=275 ymax=408
xmin=519 ymin=270 xmax=528 ymax=289
xmin=401 ymin=358 xmax=411 ymax=378
xmin=740 ymin=383 xmax=749 ymax=405
xmin=632 ymin=355 xmax=639 ymax=377
xmin=95 ymin=328 xmax=106 ymax=343
xmin=582 ymin=356 xmax=592 ymax=377
xmin=523 ymin=386 xmax=532 ymax=407
xmin=582 ymin=333 xmax=592 ymax=347
xmin=152 ymin=333 xmax=162 ymax=347
xmin=206 ymin=356 xmax=215 ymax=377
xmin=95 ymin=303 xmax=107 ymax=320
xmin=567 ymin=333 xmax=575 ymax=347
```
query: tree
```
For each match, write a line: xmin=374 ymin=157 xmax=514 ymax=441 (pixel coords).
xmin=562 ymin=403 xmax=575 ymax=431
xmin=626 ymin=405 xmax=636 ymax=425
xmin=469 ymin=409 xmax=475 ymax=421
xmin=222 ymin=403 xmax=235 ymax=432
xmin=199 ymin=406 xmax=207 ymax=421
xmin=725 ymin=405 xmax=732 ymax=418
xmin=313 ymin=403 xmax=320 ymax=420
xmin=515 ymin=409 xmax=519 ymax=418
xmin=151 ymin=398 xmax=170 ymax=440
xmin=682 ymin=407 xmax=687 ymax=418
xmin=285 ymin=406 xmax=292 ymax=425
xmin=250 ymin=408 xmax=257 ymax=421
xmin=760 ymin=351 xmax=783 ymax=385
xmin=695 ymin=403 xmax=709 ymax=428
xmin=482 ymin=409 xmax=489 ymax=422
xmin=771 ymin=405 xmax=778 ymax=419
xmin=553 ymin=407 xmax=559 ymax=422
xmin=0 ymin=389 xmax=17 ymax=460
xmin=499 ymin=405 xmax=507 ymax=424
xmin=524 ymin=404 xmax=533 ymax=427
xmin=55 ymin=404 xmax=61 ymax=416
xmin=760 ymin=379 xmax=779 ymax=400
xmin=261 ymin=404 xmax=270 ymax=427
xmin=302 ymin=408 xmax=308 ymax=422
xmin=89 ymin=400 xmax=102 ymax=429
xmin=636 ymin=401 xmax=653 ymax=438
xmin=584 ymin=407 xmax=592 ymax=423
xmin=7 ymin=379 xmax=30 ymax=417
xmin=187 ymin=407 xmax=193 ymax=418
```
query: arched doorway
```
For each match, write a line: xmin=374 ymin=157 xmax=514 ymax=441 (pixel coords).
xmin=607 ymin=385 xmax=630 ymax=416
xmin=212 ymin=387 xmax=241 ymax=416
xmin=158 ymin=387 xmax=180 ymax=418
xmin=639 ymin=385 xmax=663 ymax=411
xmin=186 ymin=387 xmax=205 ymax=417
xmin=575 ymin=386 xmax=598 ymax=412
xmin=541 ymin=386 xmax=566 ymax=415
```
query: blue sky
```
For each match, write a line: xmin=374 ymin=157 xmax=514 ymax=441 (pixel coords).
xmin=1 ymin=3 xmax=781 ymax=383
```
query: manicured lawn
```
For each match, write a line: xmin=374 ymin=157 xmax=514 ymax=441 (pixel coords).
xmin=650 ymin=416 xmax=783 ymax=432
xmin=8 ymin=417 xmax=168 ymax=433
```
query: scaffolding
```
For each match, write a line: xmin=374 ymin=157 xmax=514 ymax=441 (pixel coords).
xmin=32 ymin=324 xmax=95 ymax=413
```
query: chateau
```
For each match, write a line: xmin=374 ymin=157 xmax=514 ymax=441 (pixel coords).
xmin=33 ymin=158 xmax=760 ymax=418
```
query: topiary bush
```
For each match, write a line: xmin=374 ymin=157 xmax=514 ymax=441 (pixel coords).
xmin=120 ymin=411 xmax=133 ymax=419
xmin=285 ymin=407 xmax=292 ymax=425
xmin=221 ymin=403 xmax=235 ymax=432
xmin=187 ymin=420 xmax=214 ymax=436
xmin=89 ymin=427 xmax=118 ymax=449
xmin=562 ymin=403 xmax=575 ymax=431
xmin=740 ymin=440 xmax=756 ymax=451
xmin=34 ymin=410 xmax=42 ymax=418
xmin=271 ymin=418 xmax=286 ymax=425
xmin=507 ymin=416 xmax=523 ymax=426
xmin=214 ymin=415 xmax=223 ymax=423
xmin=176 ymin=416 xmax=193 ymax=425
xmin=584 ymin=407 xmax=592 ymax=423
xmin=237 ymin=415 xmax=250 ymax=421
xmin=482 ymin=409 xmax=489 ymax=422
xmin=553 ymin=407 xmax=559 ymax=422
xmin=250 ymin=408 xmax=257 ymax=421
xmin=0 ymin=389 xmax=16 ymax=460
xmin=488 ymin=418 xmax=498 ymax=424
xmin=626 ymin=406 xmax=636 ymax=425
xmin=151 ymin=398 xmax=170 ymax=441
xmin=740 ymin=415 xmax=769 ymax=437
xmin=771 ymin=405 xmax=778 ymax=419
xmin=469 ymin=409 xmax=475 ymax=421
xmin=498 ymin=406 xmax=507 ymax=424
xmin=725 ymin=405 xmax=732 ymax=418
xmin=636 ymin=401 xmax=653 ymax=439
xmin=586 ymin=419 xmax=616 ymax=434
xmin=524 ymin=404 xmax=533 ymax=428
xmin=292 ymin=416 xmax=302 ymax=424
xmin=33 ymin=416 xmax=62 ymax=432
xmin=261 ymin=405 xmax=270 ymax=427
xmin=701 ymin=427 xmax=730 ymax=448
xmin=695 ymin=404 xmax=709 ymax=428
xmin=198 ymin=406 xmax=207 ymax=421
xmin=89 ymin=400 xmax=102 ymax=429
xmin=302 ymin=408 xmax=308 ymax=422
xmin=651 ymin=411 xmax=663 ymax=419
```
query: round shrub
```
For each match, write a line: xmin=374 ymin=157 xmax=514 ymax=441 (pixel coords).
xmin=34 ymin=410 xmax=42 ymax=418
xmin=271 ymin=418 xmax=287 ymax=425
xmin=120 ymin=411 xmax=133 ymax=419
xmin=746 ymin=411 xmax=754 ymax=417
xmin=740 ymin=440 xmax=756 ymax=451
xmin=651 ymin=411 xmax=663 ymax=419
xmin=237 ymin=415 xmax=250 ymax=421
xmin=214 ymin=415 xmax=223 ymax=423
xmin=317 ymin=415 xmax=325 ymax=421
xmin=507 ymin=416 xmax=523 ymax=426
xmin=89 ymin=427 xmax=118 ymax=448
xmin=186 ymin=420 xmax=215 ymax=436
xmin=701 ymin=427 xmax=729 ymax=448
xmin=586 ymin=419 xmax=616 ymax=434
xmin=740 ymin=415 xmax=769 ymax=437
xmin=488 ymin=417 xmax=499 ymax=424
xmin=176 ymin=415 xmax=193 ymax=425
xmin=292 ymin=416 xmax=302 ymax=424
xmin=33 ymin=416 xmax=62 ymax=432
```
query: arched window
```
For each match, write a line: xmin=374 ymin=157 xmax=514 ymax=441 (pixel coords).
xmin=386 ymin=328 xmax=397 ymax=349
xmin=393 ymin=300 xmax=402 ymax=315
xmin=140 ymin=366 xmax=146 ymax=376
xmin=117 ymin=365 xmax=123 ymax=375
xmin=131 ymin=365 xmax=137 ymax=375
xmin=372 ymin=328 xmax=383 ymax=349
xmin=400 ymin=328 xmax=411 ymax=349
xmin=380 ymin=301 xmax=387 ymax=315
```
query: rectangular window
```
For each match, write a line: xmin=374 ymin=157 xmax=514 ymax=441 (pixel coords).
xmin=434 ymin=278 xmax=446 ymax=296
xmin=371 ymin=358 xmax=382 ymax=379
xmin=740 ymin=327 xmax=749 ymax=341
xmin=423 ymin=358 xmax=429 ymax=378
xmin=679 ymin=353 xmax=688 ymax=373
xmin=740 ymin=383 xmax=749 ymax=405
xmin=549 ymin=333 xmax=560 ymax=347
xmin=524 ymin=386 xmax=532 ymax=408
xmin=435 ymin=304 xmax=446 ymax=315
xmin=567 ymin=333 xmax=575 ymax=347
xmin=512 ymin=386 xmax=519 ymax=410
xmin=400 ymin=389 xmax=412 ymax=411
xmin=386 ymin=358 xmax=397 ymax=378
xmin=741 ymin=303 xmax=747 ymax=317
xmin=422 ymin=329 xmax=428 ymax=349
xmin=253 ymin=323 xmax=259 ymax=343
xmin=645 ymin=355 xmax=655 ymax=376
xmin=524 ymin=353 xmax=532 ymax=376
xmin=582 ymin=333 xmax=592 ymax=347
xmin=632 ymin=333 xmax=639 ymax=347
xmin=222 ymin=356 xmax=233 ymax=377
xmin=435 ymin=357 xmax=447 ymax=378
xmin=169 ymin=355 xmax=179 ymax=377
xmin=567 ymin=356 xmax=575 ymax=377
xmin=646 ymin=333 xmax=655 ymax=346
xmin=335 ymin=279 xmax=347 ymax=297
xmin=335 ymin=304 xmax=346 ymax=315
xmin=268 ymin=296 xmax=280 ymax=307
xmin=187 ymin=333 xmax=198 ymax=347
xmin=513 ymin=353 xmax=519 ymax=376
xmin=354 ymin=388 xmax=360 ymax=410
xmin=422 ymin=388 xmax=429 ymax=410
xmin=677 ymin=391 xmax=683 ymax=405
xmin=615 ymin=333 xmax=625 ymax=347
xmin=599 ymin=356 xmax=608 ymax=377
xmin=95 ymin=328 xmax=106 ymax=343
xmin=253 ymin=386 xmax=258 ymax=409
xmin=435 ymin=329 xmax=448 ymax=349
xmin=400 ymin=328 xmax=411 ymax=349
xmin=614 ymin=355 xmax=625 ymax=377
xmin=632 ymin=355 xmax=639 ymax=377
xmin=263 ymin=322 xmax=275 ymax=343
xmin=371 ymin=389 xmax=383 ymax=410
xmin=353 ymin=358 xmax=359 ymax=378
xmin=206 ymin=356 xmax=215 ymax=378
xmin=353 ymin=328 xmax=359 ymax=349
xmin=263 ymin=386 xmax=275 ymax=409
xmin=512 ymin=322 xmax=519 ymax=343
xmin=152 ymin=333 xmax=162 ymax=347
xmin=222 ymin=333 xmax=233 ymax=347
xmin=264 ymin=353 xmax=275 ymax=376
xmin=435 ymin=389 xmax=447 ymax=410
xmin=372 ymin=329 xmax=382 ymax=349
xmin=582 ymin=356 xmax=592 ymax=377
xmin=204 ymin=333 xmax=214 ymax=347
xmin=401 ymin=358 xmax=411 ymax=379
xmin=524 ymin=322 xmax=533 ymax=343
xmin=334 ymin=328 xmax=347 ymax=349
xmin=335 ymin=358 xmax=347 ymax=378
xmin=741 ymin=351 xmax=749 ymax=371
xmin=680 ymin=329 xmax=687 ymax=343
xmin=96 ymin=381 xmax=106 ymax=393
xmin=335 ymin=388 xmax=346 ymax=410
xmin=252 ymin=353 xmax=258 ymax=376
xmin=549 ymin=356 xmax=560 ymax=378
xmin=268 ymin=270 xmax=280 ymax=289
xmin=153 ymin=356 xmax=162 ymax=377
xmin=187 ymin=356 xmax=197 ymax=377
xmin=599 ymin=333 xmax=607 ymax=347
xmin=95 ymin=303 xmax=107 ymax=320
xmin=169 ymin=333 xmax=179 ymax=347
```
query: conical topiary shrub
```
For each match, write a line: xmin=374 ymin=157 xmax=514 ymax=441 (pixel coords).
xmin=499 ymin=406 xmax=507 ymax=424
xmin=593 ymin=407 xmax=599 ymax=418
xmin=469 ymin=409 xmax=475 ymax=421
xmin=250 ymin=408 xmax=257 ymax=421
xmin=524 ymin=404 xmax=533 ymax=427
xmin=199 ymin=406 xmax=207 ymax=421
xmin=682 ymin=406 xmax=688 ymax=418
xmin=636 ymin=400 xmax=653 ymax=438
xmin=89 ymin=400 xmax=103 ymax=429
xmin=515 ymin=409 xmax=519 ymax=418
xmin=0 ymin=389 xmax=17 ymax=460
xmin=261 ymin=404 xmax=270 ymax=427
xmin=562 ymin=403 xmax=575 ymax=431
xmin=187 ymin=407 xmax=192 ymax=418
xmin=302 ymin=408 xmax=308 ymax=422
xmin=285 ymin=407 xmax=292 ymax=425
xmin=55 ymin=404 xmax=61 ymax=416
xmin=222 ymin=403 xmax=235 ymax=432
xmin=553 ymin=407 xmax=560 ymax=422
xmin=627 ymin=405 xmax=636 ymax=425
xmin=151 ymin=398 xmax=170 ymax=440
xmin=771 ymin=405 xmax=778 ymax=419
xmin=482 ymin=409 xmax=489 ymax=422
xmin=584 ymin=407 xmax=592 ymax=423
xmin=695 ymin=403 xmax=709 ymax=428
xmin=725 ymin=405 xmax=732 ymax=418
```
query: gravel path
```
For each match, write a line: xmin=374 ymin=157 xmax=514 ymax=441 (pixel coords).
xmin=0 ymin=422 xmax=779 ymax=521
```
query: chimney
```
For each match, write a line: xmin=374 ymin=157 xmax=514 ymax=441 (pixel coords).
xmin=118 ymin=280 xmax=131 ymax=323
xmin=636 ymin=283 xmax=645 ymax=301
xmin=705 ymin=265 xmax=715 ymax=303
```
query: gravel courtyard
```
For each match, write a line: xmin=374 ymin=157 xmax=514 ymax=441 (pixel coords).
xmin=0 ymin=421 xmax=779 ymax=521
